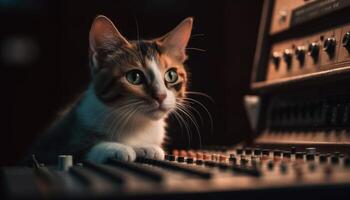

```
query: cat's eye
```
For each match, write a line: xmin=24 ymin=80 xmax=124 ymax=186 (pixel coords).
xmin=165 ymin=69 xmax=178 ymax=83
xmin=126 ymin=70 xmax=144 ymax=85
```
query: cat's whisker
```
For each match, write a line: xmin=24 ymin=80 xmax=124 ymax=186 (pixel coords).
xmin=109 ymin=107 xmax=131 ymax=140
xmin=178 ymin=101 xmax=204 ymax=125
xmin=185 ymin=91 xmax=215 ymax=103
xmin=115 ymin=102 xmax=143 ymax=132
xmin=92 ymin=99 xmax=140 ymax=127
xmin=172 ymin=109 xmax=191 ymax=149
xmin=190 ymin=33 xmax=205 ymax=38
xmin=182 ymin=97 xmax=214 ymax=135
xmin=175 ymin=103 xmax=202 ymax=148
xmin=116 ymin=106 xmax=140 ymax=140
xmin=169 ymin=111 xmax=184 ymax=137
xmin=104 ymin=101 xmax=142 ymax=139
xmin=133 ymin=16 xmax=145 ymax=66
xmin=186 ymin=47 xmax=206 ymax=52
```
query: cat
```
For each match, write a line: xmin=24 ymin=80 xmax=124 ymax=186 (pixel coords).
xmin=26 ymin=15 xmax=193 ymax=164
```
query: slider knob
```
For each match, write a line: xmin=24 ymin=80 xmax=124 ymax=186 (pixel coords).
xmin=323 ymin=37 xmax=336 ymax=58
xmin=271 ymin=51 xmax=281 ymax=70
xmin=295 ymin=46 xmax=306 ymax=65
xmin=342 ymin=32 xmax=350 ymax=51
xmin=308 ymin=42 xmax=320 ymax=62
xmin=283 ymin=49 xmax=293 ymax=69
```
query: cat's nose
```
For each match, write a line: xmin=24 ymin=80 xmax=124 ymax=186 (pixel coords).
xmin=153 ymin=93 xmax=167 ymax=104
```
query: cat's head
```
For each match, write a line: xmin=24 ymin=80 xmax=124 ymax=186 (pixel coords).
xmin=89 ymin=15 xmax=192 ymax=120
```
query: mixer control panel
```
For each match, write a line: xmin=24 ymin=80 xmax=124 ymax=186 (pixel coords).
xmin=2 ymin=148 xmax=350 ymax=199
xmin=266 ymin=24 xmax=350 ymax=82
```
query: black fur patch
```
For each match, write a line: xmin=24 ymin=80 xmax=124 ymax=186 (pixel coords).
xmin=135 ymin=41 xmax=159 ymax=60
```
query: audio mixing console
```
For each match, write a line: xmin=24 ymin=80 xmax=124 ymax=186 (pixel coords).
xmin=2 ymin=147 xmax=350 ymax=199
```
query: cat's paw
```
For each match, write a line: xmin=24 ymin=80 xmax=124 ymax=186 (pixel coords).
xmin=133 ymin=145 xmax=165 ymax=160
xmin=86 ymin=142 xmax=136 ymax=163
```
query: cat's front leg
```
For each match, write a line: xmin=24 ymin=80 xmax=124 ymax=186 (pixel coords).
xmin=86 ymin=142 xmax=136 ymax=163
xmin=133 ymin=145 xmax=165 ymax=160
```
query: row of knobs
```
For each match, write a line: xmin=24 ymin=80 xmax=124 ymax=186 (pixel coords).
xmin=272 ymin=32 xmax=350 ymax=69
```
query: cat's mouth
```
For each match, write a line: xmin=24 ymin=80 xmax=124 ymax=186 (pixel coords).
xmin=148 ymin=101 xmax=170 ymax=113
xmin=152 ymin=104 xmax=169 ymax=112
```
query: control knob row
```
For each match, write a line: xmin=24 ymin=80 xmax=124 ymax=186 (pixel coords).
xmin=342 ymin=32 xmax=350 ymax=51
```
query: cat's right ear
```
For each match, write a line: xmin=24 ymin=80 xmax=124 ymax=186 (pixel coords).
xmin=89 ymin=15 xmax=131 ymax=53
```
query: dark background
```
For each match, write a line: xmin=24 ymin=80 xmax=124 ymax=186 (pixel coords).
xmin=0 ymin=0 xmax=262 ymax=165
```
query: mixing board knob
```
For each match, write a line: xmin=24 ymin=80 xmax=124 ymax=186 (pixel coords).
xmin=272 ymin=51 xmax=281 ymax=69
xmin=236 ymin=148 xmax=243 ymax=155
xmin=331 ymin=155 xmax=339 ymax=164
xmin=273 ymin=150 xmax=282 ymax=157
xmin=308 ymin=42 xmax=319 ymax=62
xmin=241 ymin=158 xmax=248 ymax=166
xmin=229 ymin=156 xmax=237 ymax=164
xmin=262 ymin=149 xmax=270 ymax=156
xmin=342 ymin=32 xmax=350 ymax=51
xmin=58 ymin=155 xmax=73 ymax=171
xmin=280 ymin=162 xmax=288 ymax=174
xmin=319 ymin=154 xmax=328 ymax=163
xmin=167 ymin=155 xmax=176 ymax=161
xmin=245 ymin=148 xmax=252 ymax=155
xmin=267 ymin=161 xmax=274 ymax=170
xmin=283 ymin=49 xmax=293 ymax=68
xmin=186 ymin=157 xmax=194 ymax=164
xmin=306 ymin=147 xmax=316 ymax=154
xmin=283 ymin=151 xmax=291 ymax=159
xmin=295 ymin=46 xmax=306 ymax=65
xmin=196 ymin=159 xmax=203 ymax=165
xmin=323 ymin=37 xmax=336 ymax=58
xmin=177 ymin=156 xmax=185 ymax=163
xmin=254 ymin=148 xmax=261 ymax=156
xmin=295 ymin=152 xmax=304 ymax=160
xmin=306 ymin=154 xmax=315 ymax=161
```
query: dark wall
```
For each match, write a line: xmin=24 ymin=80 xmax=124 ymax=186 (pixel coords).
xmin=0 ymin=0 xmax=262 ymax=165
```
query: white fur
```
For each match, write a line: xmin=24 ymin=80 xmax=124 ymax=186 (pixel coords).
xmin=86 ymin=142 xmax=136 ymax=163
xmin=146 ymin=58 xmax=176 ymax=114
xmin=147 ymin=58 xmax=167 ymax=95
xmin=83 ymin=58 xmax=174 ymax=163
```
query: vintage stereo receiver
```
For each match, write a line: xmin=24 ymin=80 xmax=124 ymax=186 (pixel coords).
xmin=2 ymin=0 xmax=350 ymax=199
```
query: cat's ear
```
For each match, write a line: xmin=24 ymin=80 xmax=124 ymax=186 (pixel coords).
xmin=89 ymin=15 xmax=131 ymax=53
xmin=157 ymin=17 xmax=193 ymax=62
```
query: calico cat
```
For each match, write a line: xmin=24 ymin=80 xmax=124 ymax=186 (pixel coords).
xmin=28 ymin=15 xmax=193 ymax=164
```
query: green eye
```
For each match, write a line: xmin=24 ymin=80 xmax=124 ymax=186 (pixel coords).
xmin=165 ymin=69 xmax=178 ymax=83
xmin=126 ymin=70 xmax=144 ymax=85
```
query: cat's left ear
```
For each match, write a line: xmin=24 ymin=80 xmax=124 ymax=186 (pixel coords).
xmin=157 ymin=17 xmax=193 ymax=62
xmin=89 ymin=15 xmax=131 ymax=53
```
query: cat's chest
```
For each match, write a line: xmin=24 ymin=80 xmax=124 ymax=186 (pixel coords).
xmin=116 ymin=119 xmax=166 ymax=146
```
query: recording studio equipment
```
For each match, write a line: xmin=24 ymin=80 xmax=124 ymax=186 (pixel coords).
xmin=2 ymin=149 xmax=350 ymax=199
xmin=251 ymin=0 xmax=350 ymax=149
xmin=2 ymin=0 xmax=350 ymax=199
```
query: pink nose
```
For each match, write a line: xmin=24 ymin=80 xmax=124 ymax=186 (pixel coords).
xmin=153 ymin=93 xmax=167 ymax=104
